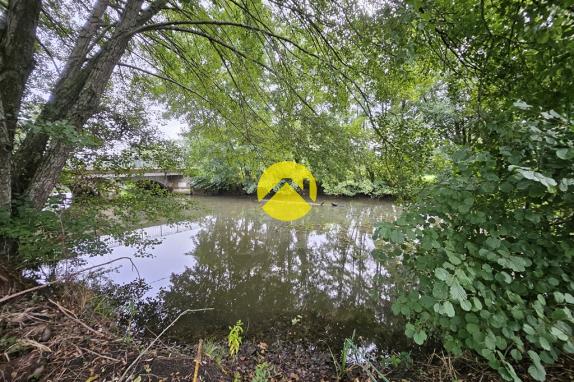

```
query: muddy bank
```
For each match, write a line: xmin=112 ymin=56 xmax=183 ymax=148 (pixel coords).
xmin=0 ymin=279 xmax=452 ymax=381
xmin=1 ymin=275 xmax=573 ymax=381
xmin=0 ymin=283 xmax=356 ymax=381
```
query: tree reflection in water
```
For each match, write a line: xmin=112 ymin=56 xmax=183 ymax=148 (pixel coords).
xmin=107 ymin=197 xmax=408 ymax=351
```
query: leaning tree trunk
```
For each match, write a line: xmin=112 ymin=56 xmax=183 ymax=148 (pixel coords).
xmin=23 ymin=28 xmax=136 ymax=208
xmin=0 ymin=0 xmax=167 ymax=261
xmin=12 ymin=0 xmax=167 ymax=209
xmin=11 ymin=0 xmax=110 ymax=199
xmin=0 ymin=99 xmax=10 ymax=212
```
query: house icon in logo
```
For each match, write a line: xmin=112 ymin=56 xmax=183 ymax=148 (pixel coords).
xmin=257 ymin=162 xmax=317 ymax=221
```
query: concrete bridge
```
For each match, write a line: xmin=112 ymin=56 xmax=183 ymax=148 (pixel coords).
xmin=85 ymin=169 xmax=191 ymax=194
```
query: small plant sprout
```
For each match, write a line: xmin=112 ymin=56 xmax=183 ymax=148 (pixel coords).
xmin=228 ymin=320 xmax=244 ymax=357
xmin=291 ymin=314 xmax=302 ymax=325
xmin=251 ymin=362 xmax=273 ymax=382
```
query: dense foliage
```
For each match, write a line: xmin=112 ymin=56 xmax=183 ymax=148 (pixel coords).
xmin=365 ymin=0 xmax=574 ymax=380
xmin=375 ymin=107 xmax=574 ymax=380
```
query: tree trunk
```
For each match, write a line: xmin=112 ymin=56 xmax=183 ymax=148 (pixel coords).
xmin=0 ymin=0 xmax=42 ymax=211
xmin=24 ymin=141 xmax=72 ymax=209
xmin=3 ymin=0 xmax=169 ymax=211
xmin=0 ymin=98 xmax=10 ymax=212
xmin=15 ymin=0 xmax=166 ymax=209
xmin=12 ymin=0 xmax=108 ymax=197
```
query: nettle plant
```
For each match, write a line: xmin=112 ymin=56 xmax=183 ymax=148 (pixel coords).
xmin=374 ymin=108 xmax=574 ymax=381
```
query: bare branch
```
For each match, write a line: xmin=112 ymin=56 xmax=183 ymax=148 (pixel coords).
xmin=36 ymin=37 xmax=62 ymax=76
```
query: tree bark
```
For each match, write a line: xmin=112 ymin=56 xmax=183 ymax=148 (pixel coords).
xmin=0 ymin=98 xmax=10 ymax=211
xmin=0 ymin=0 xmax=42 ymax=211
xmin=24 ymin=141 xmax=71 ymax=209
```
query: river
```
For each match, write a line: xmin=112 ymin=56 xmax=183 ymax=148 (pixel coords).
xmin=64 ymin=196 xmax=408 ymax=351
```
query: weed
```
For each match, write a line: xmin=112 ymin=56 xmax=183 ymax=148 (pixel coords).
xmin=251 ymin=362 xmax=273 ymax=382
xmin=330 ymin=332 xmax=391 ymax=382
xmin=90 ymin=294 xmax=116 ymax=319
xmin=380 ymin=351 xmax=412 ymax=370
xmin=203 ymin=338 xmax=225 ymax=365
xmin=330 ymin=331 xmax=355 ymax=380
xmin=228 ymin=320 xmax=243 ymax=357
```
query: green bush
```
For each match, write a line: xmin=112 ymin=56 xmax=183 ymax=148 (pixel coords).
xmin=1 ymin=187 xmax=193 ymax=269
xmin=321 ymin=178 xmax=394 ymax=197
xmin=374 ymin=109 xmax=574 ymax=381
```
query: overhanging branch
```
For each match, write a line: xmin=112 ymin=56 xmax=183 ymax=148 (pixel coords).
xmin=132 ymin=20 xmax=320 ymax=60
xmin=140 ymin=26 xmax=317 ymax=115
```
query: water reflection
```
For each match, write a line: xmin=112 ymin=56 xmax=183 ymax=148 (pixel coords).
xmin=80 ymin=196 xmax=407 ymax=350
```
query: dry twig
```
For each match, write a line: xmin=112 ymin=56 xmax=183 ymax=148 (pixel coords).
xmin=48 ymin=298 xmax=110 ymax=339
xmin=0 ymin=257 xmax=138 ymax=304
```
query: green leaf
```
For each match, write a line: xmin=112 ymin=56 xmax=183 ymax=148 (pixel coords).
xmin=413 ymin=330 xmax=427 ymax=345
xmin=528 ymin=350 xmax=541 ymax=365
xmin=405 ymin=323 xmax=416 ymax=337
xmin=466 ymin=322 xmax=480 ymax=336
xmin=472 ymin=297 xmax=483 ymax=310
xmin=533 ymin=301 xmax=545 ymax=317
xmin=435 ymin=267 xmax=449 ymax=281
xmin=509 ymin=166 xmax=557 ymax=189
xmin=528 ymin=364 xmax=546 ymax=382
xmin=485 ymin=332 xmax=496 ymax=350
xmin=523 ymin=324 xmax=536 ymax=335
xmin=446 ymin=251 xmax=462 ymax=265
xmin=557 ymin=148 xmax=574 ymax=160
xmin=539 ymin=337 xmax=552 ymax=351
xmin=527 ymin=351 xmax=547 ymax=380
xmin=460 ymin=299 xmax=472 ymax=311
xmin=450 ymin=280 xmax=467 ymax=302
xmin=497 ymin=271 xmax=512 ymax=284
xmin=550 ymin=326 xmax=569 ymax=341
xmin=390 ymin=229 xmax=405 ymax=244
xmin=485 ymin=237 xmax=501 ymax=250
xmin=528 ymin=365 xmax=546 ymax=381
xmin=433 ymin=282 xmax=449 ymax=299
xmin=443 ymin=301 xmax=455 ymax=317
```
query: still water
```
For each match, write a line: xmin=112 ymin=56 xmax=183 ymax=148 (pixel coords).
xmin=77 ymin=196 xmax=407 ymax=350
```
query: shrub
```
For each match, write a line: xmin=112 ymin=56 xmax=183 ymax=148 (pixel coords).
xmin=0 ymin=187 xmax=192 ymax=269
xmin=374 ymin=108 xmax=574 ymax=381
